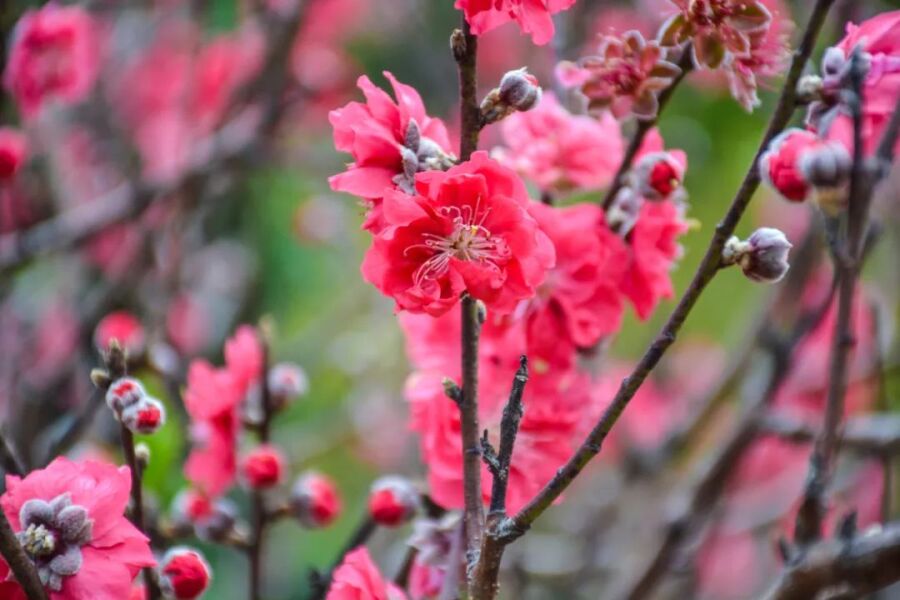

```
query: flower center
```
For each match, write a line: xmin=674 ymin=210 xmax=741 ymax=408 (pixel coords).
xmin=409 ymin=204 xmax=509 ymax=287
xmin=20 ymin=524 xmax=57 ymax=558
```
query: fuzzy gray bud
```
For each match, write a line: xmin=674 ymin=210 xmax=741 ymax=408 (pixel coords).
xmin=498 ymin=68 xmax=541 ymax=112
xmin=723 ymin=228 xmax=792 ymax=283
xmin=798 ymin=140 xmax=852 ymax=189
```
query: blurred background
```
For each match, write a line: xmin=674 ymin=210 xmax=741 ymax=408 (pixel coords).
xmin=2 ymin=0 xmax=900 ymax=598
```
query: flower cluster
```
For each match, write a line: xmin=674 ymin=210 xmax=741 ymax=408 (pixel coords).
xmin=455 ymin=0 xmax=577 ymax=46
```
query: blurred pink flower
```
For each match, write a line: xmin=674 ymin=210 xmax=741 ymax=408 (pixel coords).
xmin=94 ymin=311 xmax=145 ymax=356
xmin=327 ymin=547 xmax=407 ymax=600
xmin=1 ymin=458 xmax=155 ymax=600
xmin=329 ymin=71 xmax=454 ymax=232
xmin=696 ymin=529 xmax=763 ymax=600
xmin=224 ymin=325 xmax=264 ymax=398
xmin=361 ymin=152 xmax=554 ymax=317
xmin=455 ymin=0 xmax=576 ymax=46
xmin=4 ymin=4 xmax=100 ymax=116
xmin=493 ymin=93 xmax=625 ymax=193
xmin=0 ymin=128 xmax=28 ymax=181
xmin=409 ymin=560 xmax=444 ymax=600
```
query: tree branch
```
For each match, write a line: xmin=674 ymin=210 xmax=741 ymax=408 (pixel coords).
xmin=761 ymin=413 xmax=900 ymax=455
xmin=0 ymin=510 xmax=48 ymax=600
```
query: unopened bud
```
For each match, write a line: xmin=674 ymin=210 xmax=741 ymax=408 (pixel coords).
xmin=0 ymin=128 xmax=28 ymax=181
xmin=121 ymin=396 xmax=166 ymax=435
xmin=171 ymin=490 xmax=239 ymax=541
xmin=367 ymin=476 xmax=419 ymax=526
xmin=796 ymin=74 xmax=823 ymax=104
xmin=498 ymin=68 xmax=541 ymax=112
xmin=450 ymin=29 xmax=466 ymax=62
xmin=405 ymin=119 xmax=421 ymax=153
xmin=759 ymin=128 xmax=820 ymax=203
xmin=135 ymin=443 xmax=151 ymax=469
xmin=441 ymin=378 xmax=462 ymax=404
xmin=722 ymin=227 xmax=792 ymax=283
xmin=632 ymin=152 xmax=683 ymax=200
xmin=267 ymin=363 xmax=309 ymax=409
xmin=290 ymin=472 xmax=342 ymax=528
xmin=105 ymin=377 xmax=146 ymax=413
xmin=606 ymin=187 xmax=643 ymax=236
xmin=159 ymin=547 xmax=212 ymax=599
xmin=103 ymin=339 xmax=128 ymax=377
xmin=798 ymin=140 xmax=851 ymax=189
xmin=91 ymin=368 xmax=112 ymax=390
xmin=240 ymin=445 xmax=286 ymax=490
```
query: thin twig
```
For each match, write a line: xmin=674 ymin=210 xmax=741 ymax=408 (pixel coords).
xmin=762 ymin=413 xmax=900 ymax=456
xmin=0 ymin=428 xmax=24 ymax=476
xmin=120 ymin=425 xmax=161 ymax=600
xmin=500 ymin=0 xmax=838 ymax=546
xmin=249 ymin=328 xmax=273 ymax=600
xmin=600 ymin=47 xmax=694 ymax=211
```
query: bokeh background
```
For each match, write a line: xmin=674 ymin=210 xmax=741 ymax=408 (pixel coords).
xmin=2 ymin=0 xmax=900 ymax=598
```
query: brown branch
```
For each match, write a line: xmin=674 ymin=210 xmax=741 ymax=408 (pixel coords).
xmin=470 ymin=357 xmax=528 ymax=600
xmin=497 ymin=0 xmax=837 ymax=545
xmin=600 ymin=47 xmax=694 ymax=211
xmin=249 ymin=327 xmax=273 ymax=600
xmin=120 ymin=425 xmax=161 ymax=600
xmin=0 ymin=510 xmax=48 ymax=600
xmin=762 ymin=413 xmax=900 ymax=456
xmin=762 ymin=522 xmax=900 ymax=600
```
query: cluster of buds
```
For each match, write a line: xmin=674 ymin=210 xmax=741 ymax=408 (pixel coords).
xmin=805 ymin=44 xmax=872 ymax=131
xmin=394 ymin=118 xmax=457 ymax=194
xmin=289 ymin=471 xmax=342 ymax=528
xmin=722 ymin=227 xmax=792 ymax=283
xmin=608 ymin=151 xmax=686 ymax=236
xmin=104 ymin=377 xmax=166 ymax=435
xmin=0 ymin=127 xmax=28 ymax=181
xmin=239 ymin=445 xmax=286 ymax=490
xmin=367 ymin=476 xmax=419 ymax=527
xmin=759 ymin=128 xmax=852 ymax=214
xmin=480 ymin=68 xmax=542 ymax=125
xmin=158 ymin=547 xmax=212 ymax=600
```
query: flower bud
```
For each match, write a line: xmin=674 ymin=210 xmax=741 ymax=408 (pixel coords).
xmin=105 ymin=377 xmax=146 ymax=413
xmin=798 ymin=139 xmax=852 ymax=189
xmin=289 ymin=471 xmax=341 ymax=528
xmin=367 ymin=476 xmax=419 ymax=526
xmin=121 ymin=397 xmax=166 ymax=435
xmin=239 ymin=445 xmax=286 ymax=490
xmin=135 ymin=443 xmax=151 ymax=469
xmin=722 ymin=227 xmax=792 ymax=283
xmin=159 ymin=547 xmax=211 ymax=599
xmin=796 ymin=74 xmax=823 ymax=104
xmin=498 ymin=68 xmax=541 ymax=112
xmin=759 ymin=128 xmax=820 ymax=202
xmin=632 ymin=152 xmax=683 ymax=200
xmin=171 ymin=490 xmax=238 ymax=541
xmin=94 ymin=311 xmax=146 ymax=357
xmin=267 ymin=362 xmax=309 ymax=408
xmin=0 ymin=128 xmax=28 ymax=181
xmin=606 ymin=187 xmax=643 ymax=236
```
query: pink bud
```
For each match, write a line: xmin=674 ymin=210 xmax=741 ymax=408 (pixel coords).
xmin=159 ymin=547 xmax=211 ymax=600
xmin=105 ymin=377 xmax=146 ymax=413
xmin=367 ymin=476 xmax=419 ymax=527
xmin=121 ymin=397 xmax=166 ymax=435
xmin=240 ymin=445 xmax=286 ymax=490
xmin=267 ymin=363 xmax=309 ymax=406
xmin=290 ymin=472 xmax=342 ymax=528
xmin=94 ymin=311 xmax=145 ymax=356
xmin=0 ymin=128 xmax=28 ymax=181
xmin=633 ymin=152 xmax=684 ymax=200
xmin=759 ymin=128 xmax=820 ymax=202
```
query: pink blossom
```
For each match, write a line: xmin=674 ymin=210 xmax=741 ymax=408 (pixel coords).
xmin=408 ymin=559 xmax=444 ymax=600
xmin=183 ymin=362 xmax=243 ymax=497
xmin=329 ymin=72 xmax=454 ymax=232
xmin=455 ymin=0 xmax=577 ymax=46
xmin=512 ymin=202 xmax=629 ymax=368
xmin=816 ymin=10 xmax=900 ymax=155
xmin=4 ymin=4 xmax=100 ymax=116
xmin=493 ymin=93 xmax=625 ymax=193
xmin=758 ymin=128 xmax=820 ymax=202
xmin=327 ymin=547 xmax=407 ymax=600
xmin=94 ymin=311 xmax=145 ymax=356
xmin=1 ymin=458 xmax=155 ymax=600
xmin=361 ymin=152 xmax=555 ymax=316
xmin=224 ymin=325 xmax=264 ymax=398
xmin=240 ymin=445 xmax=286 ymax=490
xmin=620 ymin=199 xmax=689 ymax=319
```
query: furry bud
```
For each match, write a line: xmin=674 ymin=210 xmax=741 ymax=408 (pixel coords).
xmin=722 ymin=228 xmax=792 ymax=283
xmin=120 ymin=397 xmax=166 ymax=435
xmin=632 ymin=152 xmax=683 ymax=200
xmin=267 ymin=363 xmax=309 ymax=409
xmin=498 ymin=68 xmax=541 ymax=112
xmin=289 ymin=472 xmax=341 ymax=528
xmin=240 ymin=445 xmax=286 ymax=490
xmin=759 ymin=128 xmax=820 ymax=203
xmin=105 ymin=377 xmax=146 ymax=413
xmin=367 ymin=476 xmax=419 ymax=526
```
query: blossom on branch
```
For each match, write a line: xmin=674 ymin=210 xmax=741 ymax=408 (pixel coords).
xmin=326 ymin=547 xmax=407 ymax=600
xmin=361 ymin=152 xmax=554 ymax=316
xmin=455 ymin=0 xmax=577 ymax=46
xmin=0 ymin=458 xmax=155 ymax=600
xmin=329 ymin=72 xmax=454 ymax=232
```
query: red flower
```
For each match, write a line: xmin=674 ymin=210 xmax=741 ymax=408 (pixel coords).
xmin=512 ymin=202 xmax=629 ymax=369
xmin=493 ymin=93 xmax=625 ymax=194
xmin=326 ymin=547 xmax=407 ymax=600
xmin=0 ymin=128 xmax=28 ymax=181
xmin=620 ymin=199 xmax=689 ymax=320
xmin=94 ymin=311 xmax=145 ymax=356
xmin=159 ymin=548 xmax=211 ymax=600
xmin=4 ymin=4 xmax=100 ymax=117
xmin=0 ymin=458 xmax=155 ymax=600
xmin=362 ymin=152 xmax=555 ymax=316
xmin=455 ymin=0 xmax=577 ymax=46
xmin=240 ymin=445 xmax=286 ymax=490
xmin=183 ymin=361 xmax=242 ymax=498
xmin=329 ymin=72 xmax=454 ymax=231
